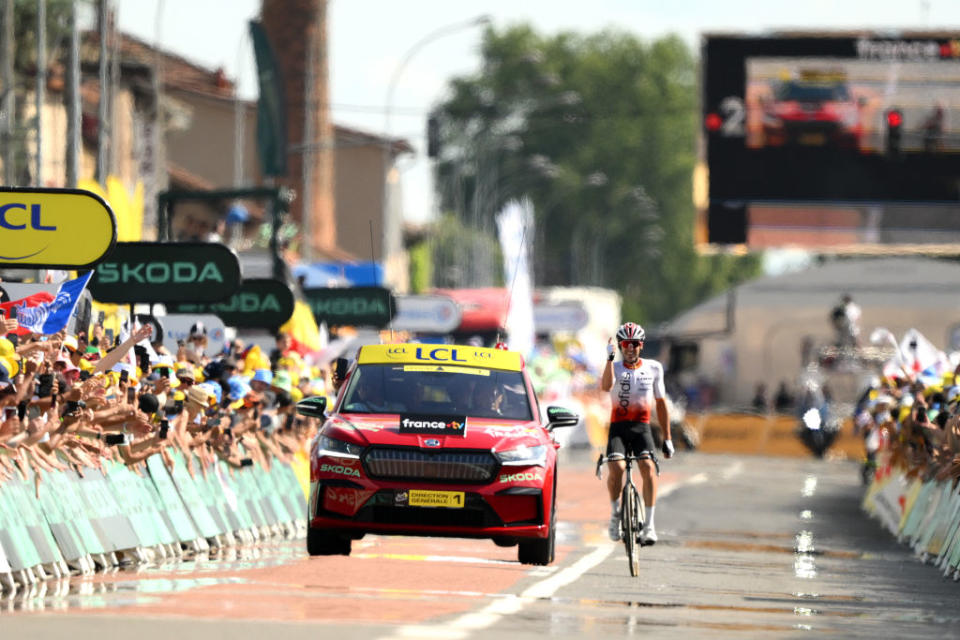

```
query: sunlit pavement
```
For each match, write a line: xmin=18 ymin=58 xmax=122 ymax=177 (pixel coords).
xmin=3 ymin=450 xmax=958 ymax=639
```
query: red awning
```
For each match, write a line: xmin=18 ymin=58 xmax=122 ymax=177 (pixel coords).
xmin=431 ymin=287 xmax=509 ymax=332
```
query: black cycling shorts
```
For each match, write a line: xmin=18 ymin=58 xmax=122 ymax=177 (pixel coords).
xmin=606 ymin=421 xmax=657 ymax=460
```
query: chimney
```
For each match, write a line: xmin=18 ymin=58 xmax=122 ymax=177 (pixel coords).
xmin=261 ymin=0 xmax=335 ymax=258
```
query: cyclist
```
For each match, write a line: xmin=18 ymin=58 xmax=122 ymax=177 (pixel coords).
xmin=600 ymin=322 xmax=673 ymax=545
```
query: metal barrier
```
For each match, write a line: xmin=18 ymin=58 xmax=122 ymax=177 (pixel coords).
xmin=0 ymin=449 xmax=307 ymax=592
xmin=863 ymin=460 xmax=960 ymax=582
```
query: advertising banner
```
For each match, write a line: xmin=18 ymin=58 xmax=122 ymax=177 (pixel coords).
xmin=0 ymin=187 xmax=116 ymax=268
xmin=304 ymin=286 xmax=396 ymax=328
xmin=167 ymin=278 xmax=294 ymax=329
xmin=89 ymin=242 xmax=241 ymax=304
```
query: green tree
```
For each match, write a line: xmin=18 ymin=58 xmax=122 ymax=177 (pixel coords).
xmin=431 ymin=25 xmax=760 ymax=325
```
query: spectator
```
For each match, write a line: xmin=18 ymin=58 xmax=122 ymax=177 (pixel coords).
xmin=751 ymin=383 xmax=768 ymax=413
xmin=829 ymin=293 xmax=861 ymax=348
xmin=773 ymin=381 xmax=794 ymax=413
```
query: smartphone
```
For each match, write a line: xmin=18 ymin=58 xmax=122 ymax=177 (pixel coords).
xmin=284 ymin=413 xmax=295 ymax=431
xmin=158 ymin=419 xmax=169 ymax=440
xmin=3 ymin=406 xmax=16 ymax=421
xmin=335 ymin=357 xmax=349 ymax=379
xmin=36 ymin=373 xmax=54 ymax=397
xmin=119 ymin=369 xmax=129 ymax=384
xmin=253 ymin=406 xmax=260 ymax=420
xmin=96 ymin=311 xmax=105 ymax=326
xmin=239 ymin=458 xmax=254 ymax=467
xmin=174 ymin=399 xmax=184 ymax=413
xmin=103 ymin=433 xmax=126 ymax=445
xmin=205 ymin=417 xmax=219 ymax=430
xmin=17 ymin=400 xmax=27 ymax=421
xmin=126 ymin=387 xmax=136 ymax=404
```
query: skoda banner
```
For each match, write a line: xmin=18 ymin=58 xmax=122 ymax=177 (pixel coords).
xmin=303 ymin=286 xmax=396 ymax=328
xmin=167 ymin=278 xmax=294 ymax=329
xmin=89 ymin=242 xmax=241 ymax=304
xmin=0 ymin=187 xmax=116 ymax=268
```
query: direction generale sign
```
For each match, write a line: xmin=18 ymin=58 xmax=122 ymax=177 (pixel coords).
xmin=89 ymin=242 xmax=241 ymax=304
xmin=0 ymin=187 xmax=116 ymax=268
xmin=167 ymin=278 xmax=294 ymax=329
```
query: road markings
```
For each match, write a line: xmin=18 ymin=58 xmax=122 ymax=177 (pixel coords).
xmin=721 ymin=460 xmax=744 ymax=480
xmin=374 ymin=461 xmax=744 ymax=640
xmin=375 ymin=544 xmax=615 ymax=640
xmin=353 ymin=553 xmax=516 ymax=566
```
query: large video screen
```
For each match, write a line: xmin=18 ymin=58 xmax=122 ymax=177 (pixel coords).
xmin=703 ymin=34 xmax=960 ymax=245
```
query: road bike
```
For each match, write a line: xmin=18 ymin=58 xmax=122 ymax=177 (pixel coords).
xmin=598 ymin=453 xmax=646 ymax=576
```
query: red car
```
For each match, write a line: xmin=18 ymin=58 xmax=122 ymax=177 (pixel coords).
xmin=761 ymin=70 xmax=863 ymax=149
xmin=296 ymin=343 xmax=579 ymax=565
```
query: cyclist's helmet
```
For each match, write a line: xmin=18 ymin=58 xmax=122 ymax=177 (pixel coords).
xmin=617 ymin=322 xmax=645 ymax=343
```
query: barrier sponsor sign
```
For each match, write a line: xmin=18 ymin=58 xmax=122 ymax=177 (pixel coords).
xmin=167 ymin=278 xmax=294 ymax=329
xmin=0 ymin=187 xmax=116 ymax=268
xmin=89 ymin=242 xmax=241 ymax=304
xmin=304 ymin=286 xmax=395 ymax=327
xmin=160 ymin=314 xmax=226 ymax=355
xmin=392 ymin=294 xmax=461 ymax=333
xmin=534 ymin=301 xmax=589 ymax=332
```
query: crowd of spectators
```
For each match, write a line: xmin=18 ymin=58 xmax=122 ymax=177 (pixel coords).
xmin=853 ymin=368 xmax=960 ymax=484
xmin=0 ymin=316 xmax=329 ymax=495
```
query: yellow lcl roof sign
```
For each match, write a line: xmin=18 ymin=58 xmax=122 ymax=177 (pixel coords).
xmin=358 ymin=344 xmax=524 ymax=371
xmin=0 ymin=187 xmax=117 ymax=268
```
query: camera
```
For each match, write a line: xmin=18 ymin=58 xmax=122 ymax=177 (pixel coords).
xmin=335 ymin=357 xmax=349 ymax=379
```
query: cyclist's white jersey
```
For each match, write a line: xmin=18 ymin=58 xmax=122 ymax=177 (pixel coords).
xmin=609 ymin=359 xmax=665 ymax=424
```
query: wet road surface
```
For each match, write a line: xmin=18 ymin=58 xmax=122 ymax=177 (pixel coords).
xmin=3 ymin=450 xmax=958 ymax=639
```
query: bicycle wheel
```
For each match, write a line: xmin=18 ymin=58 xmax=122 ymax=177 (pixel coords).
xmin=621 ymin=483 xmax=640 ymax=577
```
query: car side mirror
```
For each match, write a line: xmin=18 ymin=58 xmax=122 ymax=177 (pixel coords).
xmin=546 ymin=406 xmax=579 ymax=431
xmin=296 ymin=396 xmax=327 ymax=418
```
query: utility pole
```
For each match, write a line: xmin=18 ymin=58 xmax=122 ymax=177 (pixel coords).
xmin=65 ymin=0 xmax=80 ymax=188
xmin=1 ymin=0 xmax=15 ymax=185
xmin=36 ymin=0 xmax=46 ymax=186
xmin=96 ymin=0 xmax=111 ymax=184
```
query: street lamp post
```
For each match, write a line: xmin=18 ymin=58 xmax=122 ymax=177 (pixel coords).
xmin=380 ymin=15 xmax=490 ymax=288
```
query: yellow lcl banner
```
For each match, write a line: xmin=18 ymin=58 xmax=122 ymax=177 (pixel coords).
xmin=0 ymin=187 xmax=117 ymax=268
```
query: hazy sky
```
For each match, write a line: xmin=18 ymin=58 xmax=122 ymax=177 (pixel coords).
xmin=116 ymin=0 xmax=959 ymax=228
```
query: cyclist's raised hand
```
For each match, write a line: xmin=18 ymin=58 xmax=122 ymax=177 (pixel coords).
xmin=606 ymin=338 xmax=615 ymax=362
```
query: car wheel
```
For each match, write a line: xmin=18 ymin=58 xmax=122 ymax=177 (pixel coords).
xmin=518 ymin=494 xmax=556 ymax=565
xmin=307 ymin=527 xmax=352 ymax=556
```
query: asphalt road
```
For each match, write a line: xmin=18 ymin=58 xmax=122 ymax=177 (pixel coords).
xmin=4 ymin=449 xmax=959 ymax=639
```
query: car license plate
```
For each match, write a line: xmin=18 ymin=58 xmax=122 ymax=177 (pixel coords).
xmin=798 ymin=133 xmax=826 ymax=145
xmin=400 ymin=489 xmax=465 ymax=508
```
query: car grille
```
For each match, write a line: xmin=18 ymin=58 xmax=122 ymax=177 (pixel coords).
xmin=363 ymin=447 xmax=498 ymax=483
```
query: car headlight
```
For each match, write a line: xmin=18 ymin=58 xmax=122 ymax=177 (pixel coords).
xmin=498 ymin=444 xmax=548 ymax=467
xmin=318 ymin=435 xmax=364 ymax=459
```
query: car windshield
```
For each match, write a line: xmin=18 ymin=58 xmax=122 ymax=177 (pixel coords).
xmin=339 ymin=364 xmax=533 ymax=420
xmin=775 ymin=81 xmax=850 ymax=102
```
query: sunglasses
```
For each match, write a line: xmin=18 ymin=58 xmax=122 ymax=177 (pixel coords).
xmin=619 ymin=340 xmax=642 ymax=349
